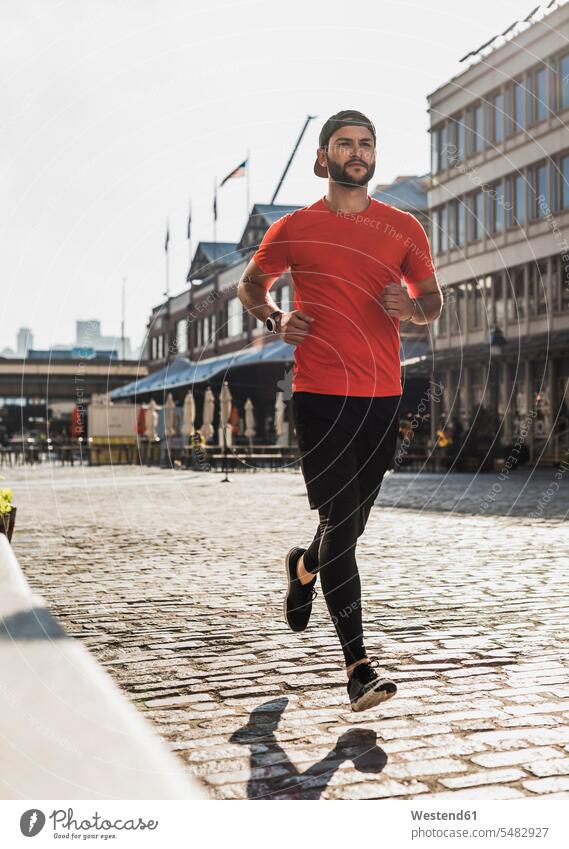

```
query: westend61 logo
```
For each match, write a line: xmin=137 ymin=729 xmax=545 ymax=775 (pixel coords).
xmin=19 ymin=807 xmax=158 ymax=839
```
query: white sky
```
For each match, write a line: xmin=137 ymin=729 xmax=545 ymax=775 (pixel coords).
xmin=1 ymin=0 xmax=534 ymax=351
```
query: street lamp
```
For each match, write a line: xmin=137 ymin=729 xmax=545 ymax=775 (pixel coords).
xmin=487 ymin=325 xmax=506 ymax=421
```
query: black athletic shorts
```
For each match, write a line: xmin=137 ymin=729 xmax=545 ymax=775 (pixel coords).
xmin=292 ymin=391 xmax=401 ymax=511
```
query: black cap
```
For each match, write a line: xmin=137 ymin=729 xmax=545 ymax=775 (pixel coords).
xmin=314 ymin=110 xmax=376 ymax=178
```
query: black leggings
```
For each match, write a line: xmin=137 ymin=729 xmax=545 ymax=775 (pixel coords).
xmin=302 ymin=489 xmax=377 ymax=667
xmin=292 ymin=392 xmax=400 ymax=667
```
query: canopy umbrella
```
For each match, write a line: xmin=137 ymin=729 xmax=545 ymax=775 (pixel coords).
xmin=275 ymin=391 xmax=286 ymax=441
xmin=219 ymin=381 xmax=232 ymax=447
xmin=164 ymin=392 xmax=176 ymax=438
xmin=182 ymin=390 xmax=196 ymax=438
xmin=146 ymin=399 xmax=159 ymax=441
xmin=136 ymin=406 xmax=146 ymax=436
xmin=201 ymin=387 xmax=215 ymax=441
xmin=244 ymin=398 xmax=256 ymax=446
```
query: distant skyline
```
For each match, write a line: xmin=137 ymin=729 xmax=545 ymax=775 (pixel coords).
xmin=1 ymin=0 xmax=539 ymax=351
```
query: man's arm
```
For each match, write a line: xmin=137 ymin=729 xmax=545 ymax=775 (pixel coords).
xmin=237 ymin=259 xmax=313 ymax=345
xmin=380 ymin=274 xmax=443 ymax=325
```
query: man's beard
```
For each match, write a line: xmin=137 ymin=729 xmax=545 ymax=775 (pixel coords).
xmin=326 ymin=157 xmax=376 ymax=187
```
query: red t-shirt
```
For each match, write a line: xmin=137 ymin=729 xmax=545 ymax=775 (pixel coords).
xmin=253 ymin=195 xmax=435 ymax=397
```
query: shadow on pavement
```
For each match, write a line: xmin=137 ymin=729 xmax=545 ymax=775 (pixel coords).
xmin=229 ymin=696 xmax=387 ymax=799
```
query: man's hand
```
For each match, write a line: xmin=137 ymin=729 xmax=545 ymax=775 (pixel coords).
xmin=278 ymin=310 xmax=314 ymax=345
xmin=380 ymin=283 xmax=414 ymax=321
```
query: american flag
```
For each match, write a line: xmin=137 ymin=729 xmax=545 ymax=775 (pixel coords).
xmin=219 ymin=158 xmax=248 ymax=187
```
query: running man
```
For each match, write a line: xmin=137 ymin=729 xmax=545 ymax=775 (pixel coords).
xmin=237 ymin=110 xmax=442 ymax=712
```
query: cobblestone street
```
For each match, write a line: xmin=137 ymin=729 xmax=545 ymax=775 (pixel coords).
xmin=10 ymin=464 xmax=569 ymax=800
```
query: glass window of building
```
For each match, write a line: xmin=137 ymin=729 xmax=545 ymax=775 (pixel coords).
xmin=437 ymin=124 xmax=447 ymax=172
xmin=506 ymin=80 xmax=525 ymax=136
xmin=493 ymin=273 xmax=505 ymax=326
xmin=560 ymin=53 xmax=569 ymax=111
xmin=196 ymin=320 xmax=202 ymax=347
xmin=448 ymin=115 xmax=464 ymax=164
xmin=456 ymin=200 xmax=465 ymax=247
xmin=176 ymin=319 xmax=187 ymax=354
xmin=468 ymin=191 xmax=483 ymax=241
xmin=203 ymin=315 xmax=210 ymax=343
xmin=151 ymin=336 xmax=157 ymax=360
xmin=157 ymin=334 xmax=164 ymax=359
xmin=210 ymin=312 xmax=216 ymax=340
xmin=551 ymin=256 xmax=561 ymax=312
xmin=514 ymin=80 xmax=526 ymax=131
xmin=491 ymin=91 xmax=503 ymax=143
xmin=227 ymin=297 xmax=243 ymax=337
xmin=467 ymin=104 xmax=483 ymax=155
xmin=528 ymin=260 xmax=548 ymax=316
xmin=528 ymin=67 xmax=548 ymax=124
xmin=488 ymin=183 xmax=504 ymax=233
xmin=448 ymin=202 xmax=457 ymax=248
xmin=514 ymin=173 xmax=526 ymax=225
xmin=559 ymin=153 xmax=569 ymax=210
xmin=513 ymin=268 xmax=526 ymax=322
xmin=504 ymin=271 xmax=515 ymax=324
xmin=528 ymin=162 xmax=548 ymax=218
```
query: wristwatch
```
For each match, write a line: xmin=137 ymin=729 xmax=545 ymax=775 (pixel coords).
xmin=265 ymin=310 xmax=283 ymax=333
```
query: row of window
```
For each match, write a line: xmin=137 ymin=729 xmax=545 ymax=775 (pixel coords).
xmin=436 ymin=255 xmax=569 ymax=337
xmin=432 ymin=152 xmax=569 ymax=253
xmin=148 ymin=286 xmax=292 ymax=360
xmin=431 ymin=50 xmax=569 ymax=173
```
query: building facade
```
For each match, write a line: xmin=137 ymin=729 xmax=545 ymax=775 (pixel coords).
xmin=427 ymin=3 xmax=569 ymax=460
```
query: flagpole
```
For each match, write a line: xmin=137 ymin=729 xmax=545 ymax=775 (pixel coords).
xmin=213 ymin=177 xmax=217 ymax=246
xmin=246 ymin=149 xmax=250 ymax=216
xmin=187 ymin=199 xmax=192 ymax=268
xmin=121 ymin=277 xmax=126 ymax=360
xmin=165 ymin=217 xmax=170 ymax=298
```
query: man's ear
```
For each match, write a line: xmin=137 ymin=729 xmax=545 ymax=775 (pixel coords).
xmin=317 ymin=146 xmax=327 ymax=168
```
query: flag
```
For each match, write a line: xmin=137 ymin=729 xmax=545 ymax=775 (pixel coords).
xmin=164 ymin=221 xmax=170 ymax=252
xmin=219 ymin=158 xmax=248 ymax=188
xmin=213 ymin=188 xmax=217 ymax=222
xmin=187 ymin=202 xmax=192 ymax=240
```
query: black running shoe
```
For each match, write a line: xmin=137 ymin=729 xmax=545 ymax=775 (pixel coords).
xmin=283 ymin=546 xmax=317 ymax=632
xmin=347 ymin=659 xmax=397 ymax=712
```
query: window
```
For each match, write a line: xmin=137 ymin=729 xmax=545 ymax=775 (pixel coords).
xmin=467 ymin=191 xmax=483 ymax=241
xmin=448 ymin=202 xmax=456 ymax=248
xmin=529 ymin=162 xmax=548 ymax=219
xmin=493 ymin=273 xmax=505 ymax=326
xmin=436 ymin=124 xmax=447 ymax=172
xmin=211 ymin=312 xmax=216 ymax=339
xmin=506 ymin=80 xmax=526 ymax=136
xmin=529 ymin=259 xmax=548 ymax=316
xmin=448 ymin=114 xmax=465 ymax=164
xmin=560 ymin=53 xmax=569 ymax=111
xmin=513 ymin=268 xmax=526 ymax=322
xmin=151 ymin=336 xmax=157 ymax=360
xmin=488 ymin=182 xmax=504 ymax=233
xmin=551 ymin=255 xmax=562 ymax=312
xmin=515 ymin=174 xmax=526 ymax=225
xmin=556 ymin=153 xmax=569 ymax=210
xmin=451 ymin=201 xmax=469 ymax=247
xmin=456 ymin=200 xmax=465 ymax=247
xmin=157 ymin=334 xmax=164 ymax=359
xmin=434 ymin=206 xmax=448 ymax=254
xmin=227 ymin=297 xmax=243 ymax=337
xmin=176 ymin=319 xmax=187 ymax=354
xmin=466 ymin=104 xmax=483 ymax=155
xmin=490 ymin=91 xmax=503 ymax=143
xmin=528 ymin=67 xmax=548 ymax=124
xmin=203 ymin=315 xmax=210 ymax=343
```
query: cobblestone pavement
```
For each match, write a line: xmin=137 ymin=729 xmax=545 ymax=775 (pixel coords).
xmin=9 ymin=464 xmax=569 ymax=800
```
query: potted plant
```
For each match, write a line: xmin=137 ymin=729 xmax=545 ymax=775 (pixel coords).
xmin=0 ymin=479 xmax=16 ymax=542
